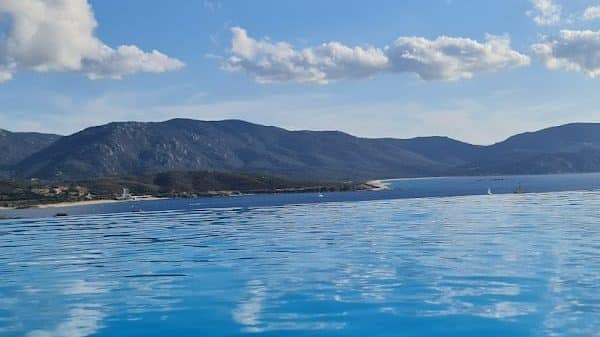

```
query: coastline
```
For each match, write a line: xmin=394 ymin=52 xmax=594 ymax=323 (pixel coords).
xmin=1 ymin=183 xmax=379 ymax=211
xmin=5 ymin=197 xmax=165 ymax=210
xmin=4 ymin=174 xmax=600 ymax=220
xmin=366 ymin=180 xmax=389 ymax=191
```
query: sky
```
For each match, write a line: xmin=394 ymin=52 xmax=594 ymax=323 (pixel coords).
xmin=1 ymin=0 xmax=600 ymax=144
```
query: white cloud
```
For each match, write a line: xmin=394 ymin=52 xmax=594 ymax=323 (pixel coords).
xmin=83 ymin=45 xmax=185 ymax=80
xmin=386 ymin=34 xmax=530 ymax=80
xmin=0 ymin=65 xmax=15 ymax=81
xmin=203 ymin=0 xmax=222 ymax=12
xmin=224 ymin=27 xmax=388 ymax=84
xmin=223 ymin=27 xmax=529 ymax=84
xmin=0 ymin=0 xmax=184 ymax=82
xmin=532 ymin=30 xmax=600 ymax=77
xmin=527 ymin=0 xmax=562 ymax=26
xmin=582 ymin=6 xmax=600 ymax=21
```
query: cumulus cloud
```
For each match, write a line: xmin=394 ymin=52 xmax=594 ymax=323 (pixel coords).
xmin=223 ymin=27 xmax=529 ymax=84
xmin=532 ymin=30 xmax=600 ymax=77
xmin=582 ymin=6 xmax=600 ymax=21
xmin=223 ymin=27 xmax=388 ymax=84
xmin=386 ymin=35 xmax=530 ymax=80
xmin=83 ymin=45 xmax=185 ymax=80
xmin=527 ymin=0 xmax=561 ymax=26
xmin=0 ymin=0 xmax=184 ymax=82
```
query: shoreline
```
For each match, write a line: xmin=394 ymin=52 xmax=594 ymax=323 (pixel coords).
xmin=366 ymin=180 xmax=390 ymax=191
xmin=5 ymin=197 xmax=166 ymax=210
xmin=1 ymin=183 xmax=382 ymax=211
xmin=7 ymin=172 xmax=595 ymax=211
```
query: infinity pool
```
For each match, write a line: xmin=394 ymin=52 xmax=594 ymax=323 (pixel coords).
xmin=1 ymin=191 xmax=599 ymax=336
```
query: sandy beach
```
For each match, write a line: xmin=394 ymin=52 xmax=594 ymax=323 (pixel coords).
xmin=17 ymin=197 xmax=166 ymax=209
xmin=1 ymin=183 xmax=379 ymax=211
xmin=366 ymin=180 xmax=389 ymax=191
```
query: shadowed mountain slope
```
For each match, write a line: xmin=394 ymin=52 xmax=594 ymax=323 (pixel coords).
xmin=12 ymin=120 xmax=600 ymax=180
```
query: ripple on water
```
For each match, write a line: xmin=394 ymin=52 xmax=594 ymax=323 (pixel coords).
xmin=1 ymin=191 xmax=599 ymax=337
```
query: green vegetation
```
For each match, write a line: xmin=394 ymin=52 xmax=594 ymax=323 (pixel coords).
xmin=0 ymin=179 xmax=80 ymax=208
xmin=7 ymin=120 xmax=600 ymax=182
xmin=0 ymin=170 xmax=367 ymax=208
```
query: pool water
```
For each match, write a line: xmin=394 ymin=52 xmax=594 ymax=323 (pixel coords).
xmin=1 ymin=189 xmax=599 ymax=336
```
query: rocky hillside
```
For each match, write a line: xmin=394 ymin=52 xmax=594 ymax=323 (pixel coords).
xmin=9 ymin=120 xmax=600 ymax=180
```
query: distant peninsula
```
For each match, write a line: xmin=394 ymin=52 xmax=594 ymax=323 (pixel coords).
xmin=0 ymin=170 xmax=372 ymax=209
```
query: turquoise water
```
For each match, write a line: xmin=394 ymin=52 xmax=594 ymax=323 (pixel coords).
xmin=2 ymin=188 xmax=600 ymax=336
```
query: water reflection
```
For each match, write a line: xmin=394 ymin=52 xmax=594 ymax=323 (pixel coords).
xmin=1 ymin=191 xmax=600 ymax=336
xmin=26 ymin=306 xmax=105 ymax=337
xmin=233 ymin=280 xmax=266 ymax=331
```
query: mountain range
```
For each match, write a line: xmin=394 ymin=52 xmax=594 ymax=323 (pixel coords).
xmin=3 ymin=120 xmax=600 ymax=181
xmin=0 ymin=129 xmax=61 ymax=177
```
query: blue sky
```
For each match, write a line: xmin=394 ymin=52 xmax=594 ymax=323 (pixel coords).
xmin=1 ymin=0 xmax=600 ymax=144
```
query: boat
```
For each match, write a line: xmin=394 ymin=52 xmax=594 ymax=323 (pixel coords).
xmin=317 ymin=186 xmax=325 ymax=198
xmin=513 ymin=183 xmax=525 ymax=194
xmin=487 ymin=188 xmax=493 ymax=195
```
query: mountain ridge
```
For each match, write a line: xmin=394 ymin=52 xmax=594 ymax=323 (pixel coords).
xmin=6 ymin=119 xmax=600 ymax=180
xmin=0 ymin=129 xmax=61 ymax=175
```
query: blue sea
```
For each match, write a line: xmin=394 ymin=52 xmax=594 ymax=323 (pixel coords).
xmin=1 ymin=173 xmax=600 ymax=336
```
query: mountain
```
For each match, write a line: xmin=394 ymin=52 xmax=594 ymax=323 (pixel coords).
xmin=463 ymin=123 xmax=600 ymax=174
xmin=10 ymin=120 xmax=600 ymax=180
xmin=492 ymin=123 xmax=600 ymax=153
xmin=14 ymin=119 xmax=480 ymax=180
xmin=0 ymin=129 xmax=61 ymax=174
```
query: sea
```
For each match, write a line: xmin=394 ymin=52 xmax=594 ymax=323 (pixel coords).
xmin=1 ymin=173 xmax=599 ymax=336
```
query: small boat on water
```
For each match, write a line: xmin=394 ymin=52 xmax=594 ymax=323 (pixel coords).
xmin=514 ymin=183 xmax=525 ymax=194
xmin=487 ymin=188 xmax=493 ymax=195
